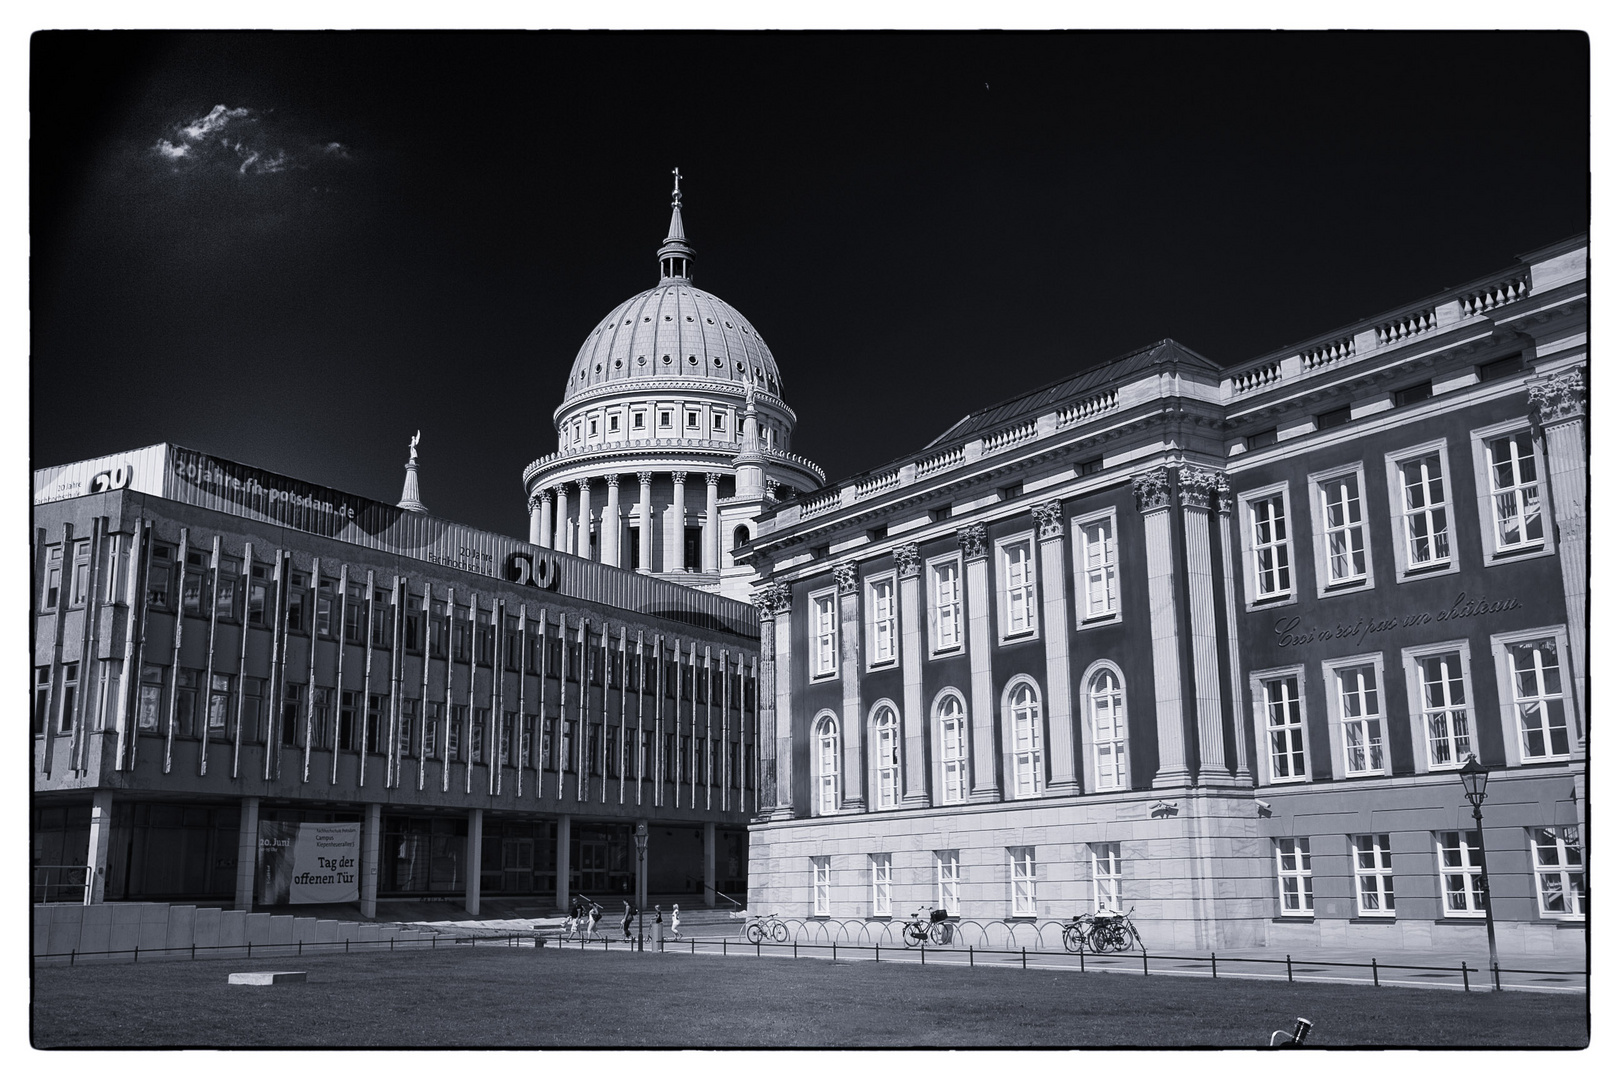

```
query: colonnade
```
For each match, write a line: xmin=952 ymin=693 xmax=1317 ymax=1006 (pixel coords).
xmin=528 ymin=471 xmax=726 ymax=575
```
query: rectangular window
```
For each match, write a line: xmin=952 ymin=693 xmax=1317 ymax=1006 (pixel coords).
xmin=70 ymin=540 xmax=91 ymax=607
xmin=1075 ymin=511 xmax=1119 ymax=622
xmin=471 ymin=709 xmax=487 ymax=763
xmin=1387 ymin=442 xmax=1455 ymax=577
xmin=42 ymin=544 xmax=63 ymax=610
xmin=398 ymin=699 xmax=417 ymax=756
xmin=280 ymin=683 xmax=304 ymax=746
xmin=810 ymin=589 xmax=838 ymax=679
xmin=175 ymin=669 xmax=199 ymax=737
xmin=870 ymin=853 xmax=893 ymax=917
xmin=812 ymin=856 xmax=831 ymax=917
xmin=215 ymin=557 xmax=240 ymax=621
xmin=1530 ymin=828 xmax=1585 ymax=919
xmin=1437 ymin=830 xmax=1485 ymax=916
xmin=1470 ymin=423 xmax=1549 ymax=562
xmin=1256 ymin=671 xmax=1308 ymax=783
xmin=207 ymin=674 xmax=233 ymax=737
xmin=632 ymin=411 xmax=645 ymax=431
xmin=867 ymin=575 xmax=896 ymax=667
xmin=1331 ymin=661 xmax=1385 ymax=777
xmin=34 ymin=667 xmax=51 ymax=735
xmin=1392 ymin=381 xmax=1432 ymax=408
xmin=57 ymin=663 xmax=79 ymax=734
xmin=1352 ymin=834 xmax=1396 ymax=916
xmin=285 ymin=570 xmax=308 ymax=633
xmin=1276 ymin=838 xmax=1313 ymax=914
xmin=928 ymin=556 xmax=962 ymax=653
xmin=344 ymin=582 xmax=367 ymax=644
xmin=936 ymin=850 xmax=961 ymax=916
xmin=316 ymin=576 xmax=336 ymax=637
xmin=1406 ymin=646 xmax=1474 ymax=770
xmin=424 ymin=702 xmax=441 ymax=758
xmin=1091 ymin=842 xmax=1122 ymax=911
xmin=247 ymin=563 xmax=269 ymax=625
xmin=1247 ymin=491 xmax=1292 ymax=600
xmin=522 ymin=715 xmax=535 ymax=767
xmin=337 ymin=691 xmax=358 ymax=750
xmin=103 ymin=534 xmax=123 ymax=604
xmin=608 ymin=413 xmax=620 ymax=433
xmin=137 ymin=665 xmax=164 ymax=732
xmin=1494 ymin=631 xmax=1571 ymax=764
xmin=1312 ymin=469 xmax=1369 ymax=590
xmin=1009 ymin=846 xmax=1036 ymax=917
xmin=146 ymin=542 xmax=175 ymax=609
xmin=311 ymin=689 xmax=331 ymax=750
xmin=998 ymin=535 xmax=1038 ymax=638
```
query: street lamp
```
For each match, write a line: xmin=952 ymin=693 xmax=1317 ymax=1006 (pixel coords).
xmin=638 ymin=822 xmax=651 ymax=952
xmin=1456 ymin=754 xmax=1500 ymax=986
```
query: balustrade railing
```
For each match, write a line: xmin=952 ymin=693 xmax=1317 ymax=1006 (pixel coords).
xmin=983 ymin=419 xmax=1038 ymax=452
xmin=1374 ymin=307 xmax=1437 ymax=348
xmin=1459 ymin=272 xmax=1530 ymax=317
xmin=1055 ymin=388 xmax=1119 ymax=428
xmin=1301 ymin=336 xmax=1355 ymax=371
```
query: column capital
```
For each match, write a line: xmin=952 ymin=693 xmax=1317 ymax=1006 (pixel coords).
xmin=1214 ymin=475 xmax=1234 ymax=515
xmin=1032 ymin=500 xmax=1064 ymax=540
xmin=605 ymin=474 xmax=621 ymax=489
xmin=577 ymin=477 xmax=591 ymax=493
xmin=894 ymin=542 xmax=923 ymax=579
xmin=1176 ymin=465 xmax=1224 ymax=511
xmin=764 ymin=480 xmax=779 ymax=501
xmin=536 ymin=489 xmax=553 ymax=507
xmin=1528 ymin=368 xmax=1587 ymax=425
xmin=956 ymin=523 xmax=988 ymax=562
xmin=527 ymin=495 xmax=542 ymax=514
xmin=671 ymin=470 xmax=688 ymax=484
xmin=1132 ymin=466 xmax=1172 ymax=513
xmin=638 ymin=471 xmax=654 ymax=487
xmin=752 ymin=581 xmax=793 ymax=619
xmin=834 ymin=561 xmax=859 ymax=596
xmin=705 ymin=472 xmax=723 ymax=488
xmin=554 ymin=483 xmax=569 ymax=497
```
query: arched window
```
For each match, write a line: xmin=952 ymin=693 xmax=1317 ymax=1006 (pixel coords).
xmin=935 ymin=691 xmax=968 ymax=804
xmin=733 ymin=525 xmax=750 ymax=551
xmin=1086 ymin=663 xmax=1129 ymax=791
xmin=1006 ymin=679 xmax=1044 ymax=797
xmin=872 ymin=704 xmax=899 ymax=809
xmin=814 ymin=713 xmax=840 ymax=815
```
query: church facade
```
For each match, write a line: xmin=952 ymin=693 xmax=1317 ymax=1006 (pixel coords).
xmin=740 ymin=236 xmax=1587 ymax=956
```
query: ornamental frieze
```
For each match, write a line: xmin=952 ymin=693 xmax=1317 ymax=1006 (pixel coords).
xmin=1131 ymin=466 xmax=1171 ymax=512
xmin=1528 ymin=369 xmax=1586 ymax=425
xmin=1032 ymin=501 xmax=1064 ymax=540
xmin=894 ymin=542 xmax=922 ymax=579
xmin=1177 ymin=465 xmax=1223 ymax=511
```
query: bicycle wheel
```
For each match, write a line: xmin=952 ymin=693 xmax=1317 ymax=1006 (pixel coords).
xmin=929 ymin=922 xmax=947 ymax=946
xmin=902 ymin=924 xmax=927 ymax=948
xmin=771 ymin=921 xmax=789 ymax=943
xmin=1062 ymin=925 xmax=1084 ymax=953
xmin=746 ymin=923 xmax=765 ymax=944
xmin=1106 ymin=927 xmax=1129 ymax=953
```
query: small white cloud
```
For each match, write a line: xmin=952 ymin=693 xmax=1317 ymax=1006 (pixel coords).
xmin=149 ymin=105 xmax=352 ymax=181
xmin=323 ymin=142 xmax=351 ymax=159
xmin=154 ymin=138 xmax=189 ymax=160
xmin=181 ymin=104 xmax=251 ymax=141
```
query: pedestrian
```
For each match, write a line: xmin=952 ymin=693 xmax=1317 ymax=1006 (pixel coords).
xmin=587 ymin=902 xmax=602 ymax=939
xmin=621 ymin=900 xmax=636 ymax=941
xmin=670 ymin=904 xmax=681 ymax=937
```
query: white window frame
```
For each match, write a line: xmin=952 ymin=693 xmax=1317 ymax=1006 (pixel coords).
xmin=1004 ymin=677 xmax=1044 ymax=799
xmin=1250 ymin=665 xmax=1310 ymax=785
xmin=934 ymin=688 xmax=968 ymax=805
xmin=926 ymin=553 xmax=964 ymax=655
xmin=813 ymin=711 xmax=840 ymax=816
xmin=1402 ymin=640 xmax=1475 ymax=773
xmin=1238 ymin=481 xmax=1295 ymax=607
xmin=1352 ymin=833 xmax=1396 ymax=917
xmin=1436 ymin=830 xmax=1486 ymax=918
xmin=1091 ymin=842 xmax=1122 ymax=912
xmin=1071 ymin=508 xmax=1121 ymax=626
xmin=1275 ymin=837 xmax=1314 ymax=915
xmin=1529 ymin=828 xmax=1585 ymax=920
xmin=1081 ymin=659 xmax=1129 ymax=792
xmin=1008 ymin=846 xmax=1036 ymax=917
xmin=1385 ymin=438 xmax=1460 ymax=581
xmin=870 ymin=701 xmax=901 ymax=810
xmin=995 ymin=532 xmax=1040 ymax=641
xmin=809 ymin=588 xmax=838 ymax=680
xmin=1321 ymin=653 xmax=1391 ymax=780
xmin=811 ymin=855 xmax=831 ymax=917
xmin=1471 ymin=419 xmax=1554 ymax=565
xmin=865 ymin=573 xmax=898 ymax=669
xmin=1491 ymin=626 xmax=1574 ymax=766
xmin=936 ymin=850 xmax=961 ymax=916
xmin=1306 ymin=463 xmax=1375 ymax=597
xmin=870 ymin=853 xmax=893 ymax=918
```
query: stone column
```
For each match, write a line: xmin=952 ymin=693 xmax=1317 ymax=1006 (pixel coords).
xmin=1135 ymin=467 xmax=1193 ymax=788
xmin=554 ymin=485 xmax=570 ymax=555
xmin=86 ymin=789 xmax=114 ymax=904
xmin=703 ymin=473 xmax=722 ymax=573
xmin=668 ymin=472 xmax=688 ymax=571
xmin=1178 ymin=466 xmax=1231 ymax=782
xmin=960 ymin=525 xmax=999 ymax=801
xmin=1529 ymin=370 xmax=1588 ymax=743
xmin=753 ymin=583 xmax=793 ymax=819
xmin=637 ymin=472 xmax=654 ymax=573
xmin=359 ymin=802 xmax=381 ymax=919
xmin=1034 ymin=502 xmax=1080 ymax=795
xmin=1215 ymin=478 xmax=1254 ymax=784
xmin=465 ymin=807 xmax=483 ymax=917
xmin=555 ymin=814 xmax=572 ymax=910
xmin=527 ymin=496 xmax=542 ymax=547
xmin=537 ymin=490 xmax=553 ymax=549
xmin=896 ymin=544 xmax=930 ymax=806
xmin=234 ymin=795 xmax=260 ymax=911
xmin=603 ymin=475 xmax=622 ymax=567
xmin=703 ymin=821 xmax=717 ymax=907
xmin=576 ymin=478 xmax=593 ymax=560
xmin=835 ymin=561 xmax=866 ymax=809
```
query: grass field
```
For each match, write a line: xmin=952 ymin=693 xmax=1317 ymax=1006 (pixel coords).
xmin=31 ymin=946 xmax=1589 ymax=1049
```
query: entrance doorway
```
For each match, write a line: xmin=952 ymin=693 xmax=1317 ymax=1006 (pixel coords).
xmin=502 ymin=838 xmax=534 ymax=893
xmin=576 ymin=839 xmax=609 ymax=893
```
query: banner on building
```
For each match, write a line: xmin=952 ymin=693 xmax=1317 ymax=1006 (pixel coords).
xmin=258 ymin=821 xmax=362 ymax=905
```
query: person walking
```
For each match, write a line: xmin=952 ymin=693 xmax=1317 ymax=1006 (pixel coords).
xmin=587 ymin=901 xmax=602 ymax=939
xmin=621 ymin=900 xmax=636 ymax=941
xmin=669 ymin=903 xmax=680 ymax=937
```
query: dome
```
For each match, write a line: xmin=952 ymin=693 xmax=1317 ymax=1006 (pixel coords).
xmin=560 ymin=282 xmax=784 ymax=405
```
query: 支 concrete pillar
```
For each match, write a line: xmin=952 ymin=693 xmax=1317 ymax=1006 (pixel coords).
xmin=703 ymin=821 xmax=717 ymax=907
xmin=576 ymin=479 xmax=592 ymax=561
xmin=465 ymin=807 xmax=483 ymax=917
xmin=895 ymin=544 xmax=929 ymax=806
xmin=234 ymin=795 xmax=260 ymax=911
xmin=553 ymin=486 xmax=570 ymax=555
xmin=360 ymin=801 xmax=381 ymax=919
xmin=555 ymin=814 xmax=571 ymax=910
xmin=1034 ymin=503 xmax=1079 ymax=795
xmin=86 ymin=789 xmax=114 ymax=904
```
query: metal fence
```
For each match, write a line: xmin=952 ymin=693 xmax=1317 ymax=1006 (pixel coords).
xmin=34 ymin=866 xmax=91 ymax=904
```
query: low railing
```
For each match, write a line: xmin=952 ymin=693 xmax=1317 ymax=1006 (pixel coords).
xmin=853 ymin=470 xmax=901 ymax=500
xmin=34 ymin=866 xmax=91 ymax=905
xmin=914 ymin=446 xmax=964 ymax=478
xmin=1459 ymin=272 xmax=1530 ymax=317
xmin=1055 ymin=389 xmax=1119 ymax=428
xmin=982 ymin=419 xmax=1038 ymax=453
xmin=1374 ymin=306 xmax=1437 ymax=348
xmin=1301 ymin=335 xmax=1355 ymax=371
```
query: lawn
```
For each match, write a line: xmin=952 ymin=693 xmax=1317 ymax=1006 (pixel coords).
xmin=31 ymin=947 xmax=1589 ymax=1049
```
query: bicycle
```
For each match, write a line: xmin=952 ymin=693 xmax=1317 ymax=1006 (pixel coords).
xmin=1059 ymin=913 xmax=1095 ymax=954
xmin=1084 ymin=907 xmax=1143 ymax=953
xmin=744 ymin=912 xmax=789 ymax=944
xmin=901 ymin=906 xmax=952 ymax=948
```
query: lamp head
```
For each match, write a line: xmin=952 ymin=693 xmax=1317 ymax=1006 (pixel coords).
xmin=1458 ymin=753 xmax=1490 ymax=806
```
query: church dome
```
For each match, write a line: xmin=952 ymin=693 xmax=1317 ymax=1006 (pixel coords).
xmin=561 ymin=282 xmax=783 ymax=405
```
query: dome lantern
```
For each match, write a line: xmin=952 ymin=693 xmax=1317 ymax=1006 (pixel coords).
xmin=657 ymin=167 xmax=695 ymax=283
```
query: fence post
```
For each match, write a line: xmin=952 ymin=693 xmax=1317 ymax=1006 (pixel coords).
xmin=1286 ymin=954 xmax=1292 ymax=983
xmin=920 ymin=946 xmax=925 ymax=966
xmin=794 ymin=942 xmax=798 ymax=960
xmin=248 ymin=941 xmax=253 ymax=958
xmin=969 ymin=946 xmax=973 ymax=968
xmin=1079 ymin=946 xmax=1084 ymax=973
xmin=391 ymin=937 xmax=395 ymax=951
xmin=1141 ymin=950 xmax=1148 ymax=977
xmin=875 ymin=943 xmax=880 ymax=964
xmin=1372 ymin=957 xmax=1378 ymax=987
xmin=1210 ymin=952 xmax=1217 ymax=979
xmin=1493 ymin=962 xmax=1501 ymax=992
xmin=70 ymin=950 xmax=75 ymax=968
xmin=1021 ymin=948 xmax=1027 ymax=970
xmin=723 ymin=940 xmax=727 ymax=957
xmin=1461 ymin=961 xmax=1470 ymax=992
xmin=134 ymin=946 xmax=139 ymax=964
xmin=691 ymin=939 xmax=695 ymax=955
xmin=299 ymin=941 xmax=303 ymax=956
xmin=192 ymin=943 xmax=196 ymax=960
xmin=345 ymin=940 xmax=350 ymax=954
xmin=831 ymin=942 xmax=835 ymax=961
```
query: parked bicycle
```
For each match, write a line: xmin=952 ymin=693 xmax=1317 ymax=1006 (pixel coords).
xmin=1061 ymin=907 xmax=1143 ymax=953
xmin=744 ymin=912 xmax=789 ymax=944
xmin=900 ymin=906 xmax=954 ymax=948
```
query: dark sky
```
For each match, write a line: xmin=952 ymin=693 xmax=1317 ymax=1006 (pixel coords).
xmin=30 ymin=31 xmax=1588 ymax=538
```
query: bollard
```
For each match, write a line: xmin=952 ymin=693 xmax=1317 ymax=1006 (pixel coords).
xmin=1211 ymin=952 xmax=1217 ymax=979
xmin=920 ymin=946 xmax=925 ymax=966
xmin=794 ymin=942 xmax=798 ymax=960
xmin=723 ymin=940 xmax=727 ymax=958
xmin=1461 ymin=961 xmax=1470 ymax=992
xmin=691 ymin=940 xmax=696 ymax=955
xmin=757 ymin=941 xmax=761 ymax=958
xmin=345 ymin=940 xmax=350 ymax=954
xmin=1372 ymin=957 xmax=1378 ymax=986
xmin=248 ymin=942 xmax=253 ymax=959
xmin=391 ymin=938 xmax=395 ymax=951
xmin=831 ymin=942 xmax=836 ymax=961
xmin=299 ymin=941 xmax=303 ymax=956
xmin=1286 ymin=954 xmax=1292 ymax=983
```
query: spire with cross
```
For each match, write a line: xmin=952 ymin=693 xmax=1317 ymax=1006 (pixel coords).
xmin=658 ymin=167 xmax=694 ymax=282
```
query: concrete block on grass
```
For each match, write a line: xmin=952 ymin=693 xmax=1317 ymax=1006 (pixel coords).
xmin=228 ymin=971 xmax=307 ymax=985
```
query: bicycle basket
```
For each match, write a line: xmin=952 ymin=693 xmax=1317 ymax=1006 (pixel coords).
xmin=929 ymin=909 xmax=949 ymax=922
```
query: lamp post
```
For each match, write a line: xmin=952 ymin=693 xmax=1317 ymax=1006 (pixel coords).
xmin=638 ymin=822 xmax=651 ymax=952
xmin=1457 ymin=754 xmax=1500 ymax=987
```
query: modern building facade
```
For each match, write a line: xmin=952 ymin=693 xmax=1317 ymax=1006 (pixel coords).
xmin=740 ymin=236 xmax=1587 ymax=956
xmin=33 ymin=442 xmax=762 ymax=914
xmin=520 ymin=174 xmax=824 ymax=601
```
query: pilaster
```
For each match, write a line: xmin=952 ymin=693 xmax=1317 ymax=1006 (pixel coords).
xmin=465 ymin=807 xmax=483 ymax=917
xmin=835 ymin=561 xmax=865 ymax=810
xmin=234 ymin=795 xmax=260 ymax=911
xmin=1528 ymin=370 xmax=1588 ymax=748
xmin=959 ymin=525 xmax=999 ymax=802
xmin=359 ymin=802 xmax=381 ymax=919
xmin=1178 ymin=466 xmax=1234 ymax=783
xmin=752 ymin=582 xmax=793 ymax=819
xmin=895 ymin=543 xmax=929 ymax=805
xmin=554 ymin=814 xmax=572 ymax=910
xmin=1214 ymin=477 xmax=1254 ymax=784
xmin=1134 ymin=467 xmax=1193 ymax=788
xmin=1033 ymin=502 xmax=1079 ymax=794
xmin=87 ymin=789 xmax=114 ymax=904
